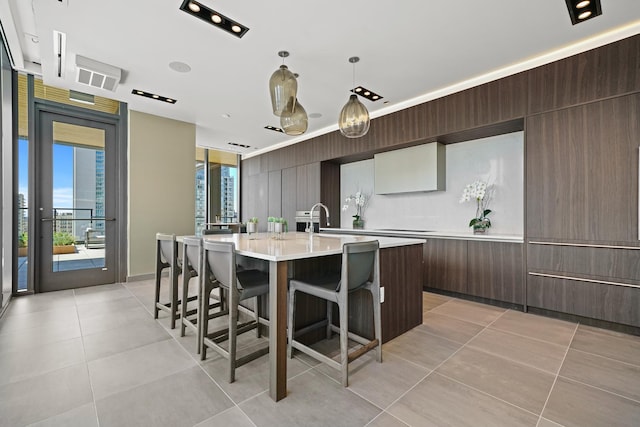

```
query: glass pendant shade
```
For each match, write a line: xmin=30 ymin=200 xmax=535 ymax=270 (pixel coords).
xmin=339 ymin=94 xmax=370 ymax=138
xmin=280 ymin=98 xmax=308 ymax=136
xmin=269 ymin=65 xmax=297 ymax=116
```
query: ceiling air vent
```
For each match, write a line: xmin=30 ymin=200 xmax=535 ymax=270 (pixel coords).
xmin=75 ymin=55 xmax=121 ymax=92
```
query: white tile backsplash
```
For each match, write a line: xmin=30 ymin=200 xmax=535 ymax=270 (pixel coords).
xmin=340 ymin=131 xmax=524 ymax=235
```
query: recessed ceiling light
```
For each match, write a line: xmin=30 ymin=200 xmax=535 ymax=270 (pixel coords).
xmin=179 ymin=0 xmax=249 ymax=38
xmin=228 ymin=142 xmax=252 ymax=148
xmin=308 ymin=113 xmax=322 ymax=119
xmin=578 ymin=10 xmax=592 ymax=19
xmin=132 ymin=89 xmax=177 ymax=104
xmin=564 ymin=0 xmax=601 ymax=25
xmin=222 ymin=113 xmax=231 ymax=119
xmin=264 ymin=125 xmax=284 ymax=133
xmin=351 ymin=86 xmax=384 ymax=102
xmin=169 ymin=61 xmax=191 ymax=73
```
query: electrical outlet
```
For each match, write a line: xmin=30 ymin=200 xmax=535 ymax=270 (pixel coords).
xmin=380 ymin=287 xmax=385 ymax=303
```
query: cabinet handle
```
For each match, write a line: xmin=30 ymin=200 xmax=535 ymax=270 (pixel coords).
xmin=528 ymin=272 xmax=640 ymax=289
xmin=528 ymin=241 xmax=640 ymax=250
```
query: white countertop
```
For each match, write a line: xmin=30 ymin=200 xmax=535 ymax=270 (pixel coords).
xmin=196 ymin=231 xmax=425 ymax=262
xmin=320 ymin=228 xmax=524 ymax=243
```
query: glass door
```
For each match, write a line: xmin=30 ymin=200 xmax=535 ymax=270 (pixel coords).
xmin=36 ymin=111 xmax=117 ymax=292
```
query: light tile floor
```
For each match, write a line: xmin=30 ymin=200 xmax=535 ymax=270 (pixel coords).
xmin=1 ymin=282 xmax=639 ymax=426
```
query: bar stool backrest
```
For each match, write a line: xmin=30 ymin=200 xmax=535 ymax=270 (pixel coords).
xmin=342 ymin=240 xmax=379 ymax=292
xmin=203 ymin=240 xmax=237 ymax=290
xmin=182 ymin=236 xmax=203 ymax=272
xmin=156 ymin=233 xmax=177 ymax=266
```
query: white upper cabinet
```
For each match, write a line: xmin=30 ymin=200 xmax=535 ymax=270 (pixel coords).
xmin=374 ymin=142 xmax=446 ymax=194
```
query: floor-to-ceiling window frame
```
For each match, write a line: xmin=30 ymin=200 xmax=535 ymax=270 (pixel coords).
xmin=0 ymin=30 xmax=15 ymax=312
xmin=12 ymin=74 xmax=128 ymax=295
xmin=195 ymin=148 xmax=240 ymax=234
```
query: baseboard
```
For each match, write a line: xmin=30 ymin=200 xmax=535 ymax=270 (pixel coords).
xmin=423 ymin=287 xmax=523 ymax=311
xmin=126 ymin=272 xmax=157 ymax=282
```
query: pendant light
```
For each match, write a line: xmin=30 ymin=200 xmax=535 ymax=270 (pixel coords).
xmin=269 ymin=51 xmax=297 ymax=117
xmin=338 ymin=57 xmax=370 ymax=138
xmin=280 ymin=97 xmax=308 ymax=136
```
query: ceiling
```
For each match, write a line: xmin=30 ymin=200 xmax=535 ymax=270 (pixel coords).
xmin=1 ymin=1 xmax=639 ymax=158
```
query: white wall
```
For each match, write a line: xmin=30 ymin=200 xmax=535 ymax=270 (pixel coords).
xmin=340 ymin=132 xmax=524 ymax=235
xmin=128 ymin=111 xmax=196 ymax=278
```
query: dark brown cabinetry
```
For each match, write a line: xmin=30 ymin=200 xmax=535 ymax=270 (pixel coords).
xmin=268 ymin=170 xmax=282 ymax=218
xmin=241 ymin=34 xmax=640 ymax=331
xmin=526 ymin=94 xmax=640 ymax=243
xmin=424 ymin=239 xmax=467 ymax=294
xmin=467 ymin=241 xmax=524 ymax=304
xmin=526 ymin=94 xmax=640 ymax=327
xmin=424 ymin=238 xmax=524 ymax=306
xmin=281 ymin=167 xmax=297 ymax=226
xmin=527 ymin=35 xmax=640 ymax=115
xmin=295 ymin=162 xmax=321 ymax=210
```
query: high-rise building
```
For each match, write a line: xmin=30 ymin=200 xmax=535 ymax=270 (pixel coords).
xmin=17 ymin=193 xmax=27 ymax=235
xmin=73 ymin=147 xmax=105 ymax=241
xmin=195 ymin=163 xmax=205 ymax=232
xmin=221 ymin=166 xmax=236 ymax=222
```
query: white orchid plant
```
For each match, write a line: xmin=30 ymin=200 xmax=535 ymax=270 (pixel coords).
xmin=342 ymin=190 xmax=369 ymax=221
xmin=459 ymin=180 xmax=492 ymax=229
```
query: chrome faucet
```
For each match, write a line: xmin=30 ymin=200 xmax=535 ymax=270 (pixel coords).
xmin=307 ymin=203 xmax=330 ymax=234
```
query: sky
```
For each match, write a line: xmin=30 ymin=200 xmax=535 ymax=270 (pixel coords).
xmin=19 ymin=138 xmax=239 ymax=212
xmin=18 ymin=138 xmax=74 ymax=208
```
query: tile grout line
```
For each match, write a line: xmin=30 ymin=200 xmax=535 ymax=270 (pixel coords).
xmin=363 ymin=409 xmax=411 ymax=427
xmin=377 ymin=308 xmax=511 ymax=420
xmin=569 ymin=344 xmax=640 ymax=369
xmin=434 ymin=371 xmax=541 ymax=417
xmin=535 ymin=322 xmax=579 ymax=427
xmin=72 ymin=287 xmax=102 ymax=427
xmin=426 ymin=305 xmax=579 ymax=350
xmin=488 ymin=322 xmax=577 ymax=348
xmin=428 ymin=306 xmax=507 ymax=328
xmin=555 ymin=373 xmax=640 ymax=405
xmin=123 ymin=280 xmax=263 ymax=426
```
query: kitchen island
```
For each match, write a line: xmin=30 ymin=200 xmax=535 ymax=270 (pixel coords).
xmin=199 ymin=231 xmax=425 ymax=401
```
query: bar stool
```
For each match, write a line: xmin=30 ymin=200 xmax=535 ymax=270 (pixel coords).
xmin=287 ymin=240 xmax=382 ymax=387
xmin=154 ymin=233 xmax=198 ymax=329
xmin=180 ymin=236 xmax=223 ymax=354
xmin=201 ymin=240 xmax=270 ymax=383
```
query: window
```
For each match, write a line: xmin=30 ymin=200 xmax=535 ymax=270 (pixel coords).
xmin=195 ymin=148 xmax=239 ymax=234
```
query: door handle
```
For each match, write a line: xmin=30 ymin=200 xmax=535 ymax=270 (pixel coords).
xmin=41 ymin=217 xmax=116 ymax=222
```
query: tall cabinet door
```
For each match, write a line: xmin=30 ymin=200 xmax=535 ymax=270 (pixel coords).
xmin=526 ymin=94 xmax=639 ymax=243
xmin=526 ymin=94 xmax=640 ymax=327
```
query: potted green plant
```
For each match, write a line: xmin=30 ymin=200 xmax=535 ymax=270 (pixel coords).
xmin=273 ymin=217 xmax=284 ymax=237
xmin=18 ymin=232 xmax=28 ymax=257
xmin=53 ymin=231 xmax=77 ymax=254
xmin=267 ymin=216 xmax=275 ymax=235
xmin=247 ymin=217 xmax=259 ymax=235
